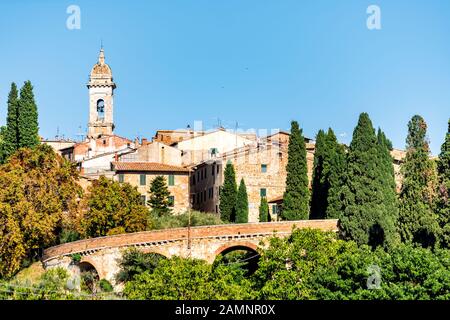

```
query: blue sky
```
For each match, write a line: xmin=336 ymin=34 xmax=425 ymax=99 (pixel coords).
xmin=0 ymin=0 xmax=449 ymax=154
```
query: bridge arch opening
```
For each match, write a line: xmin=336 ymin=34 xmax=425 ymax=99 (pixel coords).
xmin=213 ymin=244 xmax=260 ymax=275
xmin=78 ymin=261 xmax=100 ymax=293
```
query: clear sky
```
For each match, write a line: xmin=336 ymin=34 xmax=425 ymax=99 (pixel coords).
xmin=0 ymin=0 xmax=449 ymax=154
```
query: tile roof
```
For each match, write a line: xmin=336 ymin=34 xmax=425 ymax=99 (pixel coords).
xmin=112 ymin=162 xmax=190 ymax=173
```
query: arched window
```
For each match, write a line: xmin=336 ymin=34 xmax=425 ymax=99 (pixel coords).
xmin=97 ymin=99 xmax=105 ymax=120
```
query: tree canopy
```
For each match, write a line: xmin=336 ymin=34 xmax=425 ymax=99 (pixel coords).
xmin=81 ymin=176 xmax=149 ymax=238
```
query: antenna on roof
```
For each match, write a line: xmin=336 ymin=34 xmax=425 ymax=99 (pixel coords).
xmin=100 ymin=38 xmax=103 ymax=50
xmin=76 ymin=125 xmax=85 ymax=142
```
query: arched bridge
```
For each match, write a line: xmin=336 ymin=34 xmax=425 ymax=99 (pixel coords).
xmin=42 ymin=219 xmax=338 ymax=289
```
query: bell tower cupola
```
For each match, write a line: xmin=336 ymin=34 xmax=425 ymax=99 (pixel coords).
xmin=87 ymin=48 xmax=116 ymax=138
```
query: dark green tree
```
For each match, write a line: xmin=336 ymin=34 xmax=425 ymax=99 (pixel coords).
xmin=281 ymin=121 xmax=310 ymax=220
xmin=437 ymin=119 xmax=450 ymax=247
xmin=219 ymin=162 xmax=237 ymax=222
xmin=259 ymin=197 xmax=270 ymax=222
xmin=398 ymin=115 xmax=439 ymax=248
xmin=235 ymin=178 xmax=249 ymax=223
xmin=148 ymin=176 xmax=172 ymax=217
xmin=17 ymin=81 xmax=40 ymax=149
xmin=325 ymin=130 xmax=347 ymax=219
xmin=1 ymin=83 xmax=20 ymax=163
xmin=310 ymin=130 xmax=327 ymax=219
xmin=339 ymin=113 xmax=398 ymax=248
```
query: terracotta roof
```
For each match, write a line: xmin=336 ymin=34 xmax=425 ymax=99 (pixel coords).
xmin=112 ymin=162 xmax=190 ymax=173
xmin=268 ymin=195 xmax=284 ymax=203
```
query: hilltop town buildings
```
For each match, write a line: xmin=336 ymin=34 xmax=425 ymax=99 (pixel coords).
xmin=45 ymin=49 xmax=407 ymax=222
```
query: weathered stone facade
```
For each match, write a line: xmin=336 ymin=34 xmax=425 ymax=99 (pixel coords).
xmin=190 ymin=133 xmax=407 ymax=222
xmin=112 ymin=162 xmax=190 ymax=214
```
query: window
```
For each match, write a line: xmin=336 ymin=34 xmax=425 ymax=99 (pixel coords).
xmin=168 ymin=196 xmax=175 ymax=207
xmin=217 ymin=165 xmax=219 ymax=174
xmin=140 ymin=174 xmax=146 ymax=186
xmin=192 ymin=194 xmax=196 ymax=205
xmin=210 ymin=147 xmax=218 ymax=157
xmin=260 ymin=188 xmax=267 ymax=198
xmin=204 ymin=190 xmax=206 ymax=201
xmin=118 ymin=174 xmax=124 ymax=183
xmin=272 ymin=204 xmax=278 ymax=214
xmin=212 ymin=165 xmax=215 ymax=176
xmin=140 ymin=195 xmax=146 ymax=205
xmin=168 ymin=174 xmax=175 ymax=186
xmin=261 ymin=164 xmax=267 ymax=173
xmin=97 ymin=99 xmax=105 ymax=120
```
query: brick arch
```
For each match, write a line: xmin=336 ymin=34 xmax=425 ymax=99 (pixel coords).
xmin=79 ymin=257 xmax=104 ymax=279
xmin=214 ymin=241 xmax=259 ymax=259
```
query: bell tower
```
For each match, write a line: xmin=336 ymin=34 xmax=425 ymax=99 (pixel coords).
xmin=87 ymin=48 xmax=116 ymax=138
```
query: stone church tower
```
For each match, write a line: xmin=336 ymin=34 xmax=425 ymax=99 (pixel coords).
xmin=87 ymin=48 xmax=116 ymax=138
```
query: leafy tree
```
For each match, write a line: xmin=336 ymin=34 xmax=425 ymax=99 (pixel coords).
xmin=123 ymin=257 xmax=255 ymax=300
xmin=398 ymin=115 xmax=439 ymax=248
xmin=150 ymin=210 xmax=223 ymax=230
xmin=82 ymin=176 xmax=149 ymax=238
xmin=437 ymin=119 xmax=450 ymax=247
xmin=219 ymin=162 xmax=237 ymax=222
xmin=0 ymin=145 xmax=81 ymax=278
xmin=17 ymin=81 xmax=39 ymax=149
xmin=116 ymin=248 xmax=165 ymax=283
xmin=281 ymin=121 xmax=310 ymax=220
xmin=254 ymin=228 xmax=450 ymax=300
xmin=235 ymin=178 xmax=249 ymax=223
xmin=339 ymin=113 xmax=398 ymax=248
xmin=147 ymin=175 xmax=172 ymax=217
xmin=259 ymin=197 xmax=270 ymax=222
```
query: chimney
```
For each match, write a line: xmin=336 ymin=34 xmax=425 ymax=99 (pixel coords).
xmin=142 ymin=138 xmax=148 ymax=145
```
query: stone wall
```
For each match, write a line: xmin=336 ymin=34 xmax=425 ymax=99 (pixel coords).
xmin=118 ymin=171 xmax=190 ymax=214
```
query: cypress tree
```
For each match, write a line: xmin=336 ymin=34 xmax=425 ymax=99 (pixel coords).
xmin=281 ymin=121 xmax=310 ymax=220
xmin=219 ymin=162 xmax=237 ymax=222
xmin=376 ymin=128 xmax=399 ymax=246
xmin=325 ymin=129 xmax=347 ymax=219
xmin=148 ymin=176 xmax=172 ymax=217
xmin=437 ymin=119 xmax=450 ymax=247
xmin=18 ymin=81 xmax=40 ymax=148
xmin=398 ymin=115 xmax=439 ymax=248
xmin=235 ymin=178 xmax=249 ymax=223
xmin=339 ymin=113 xmax=398 ymax=248
xmin=259 ymin=197 xmax=270 ymax=222
xmin=310 ymin=130 xmax=327 ymax=219
xmin=1 ymin=83 xmax=20 ymax=162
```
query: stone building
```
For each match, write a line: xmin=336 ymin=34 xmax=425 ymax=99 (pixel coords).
xmin=112 ymin=162 xmax=190 ymax=214
xmin=190 ymin=131 xmax=407 ymax=223
xmin=174 ymin=128 xmax=256 ymax=166
xmin=190 ymin=134 xmax=316 ymax=222
xmin=118 ymin=139 xmax=182 ymax=166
